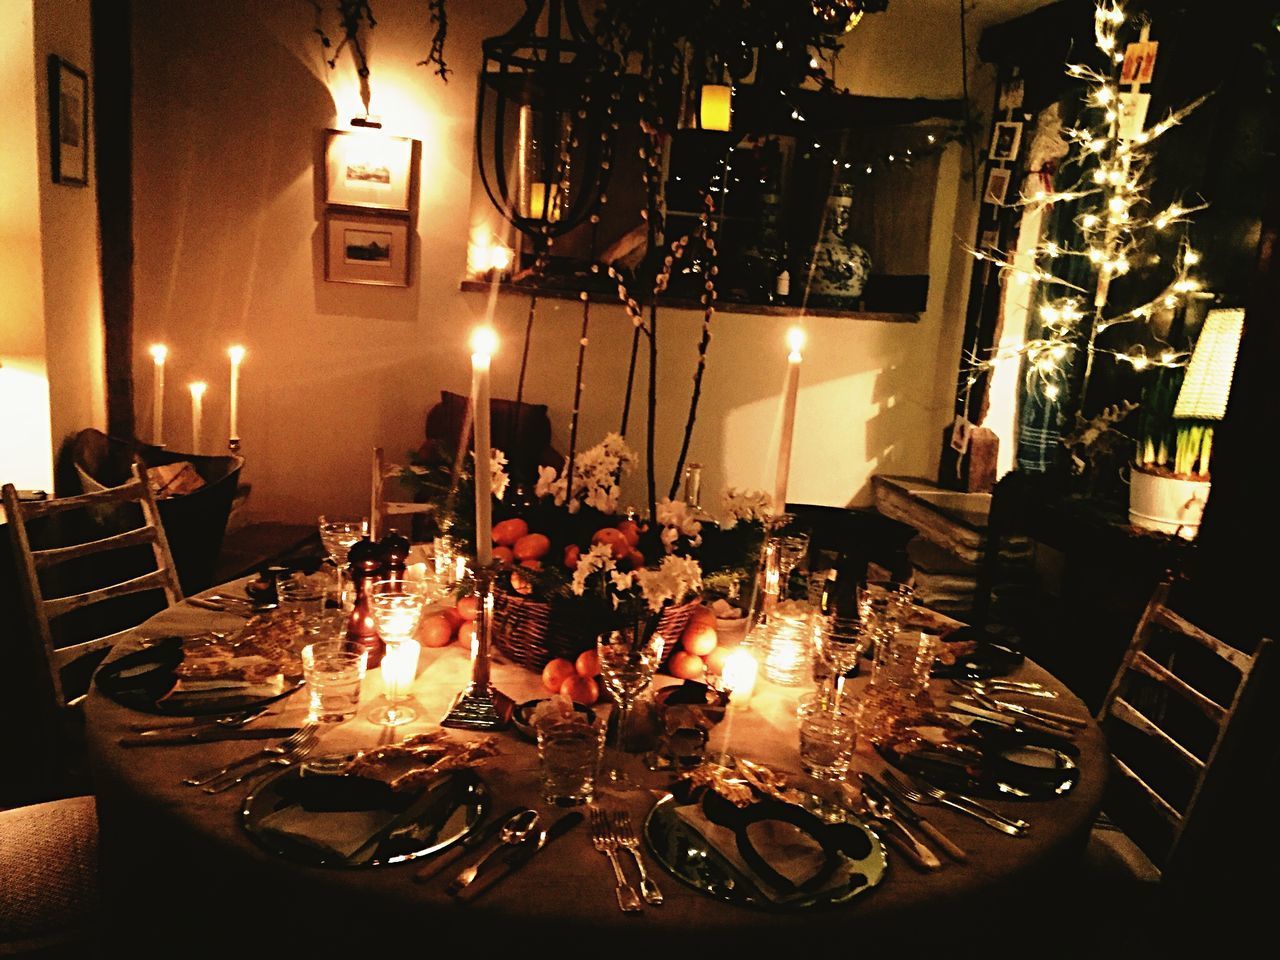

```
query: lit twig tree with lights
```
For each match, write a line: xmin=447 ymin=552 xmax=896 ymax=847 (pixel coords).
xmin=963 ymin=1 xmax=1209 ymax=421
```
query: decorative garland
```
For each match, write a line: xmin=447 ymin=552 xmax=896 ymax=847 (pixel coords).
xmin=312 ymin=0 xmax=451 ymax=83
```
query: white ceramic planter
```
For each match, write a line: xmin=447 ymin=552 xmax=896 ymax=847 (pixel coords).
xmin=1129 ymin=468 xmax=1211 ymax=539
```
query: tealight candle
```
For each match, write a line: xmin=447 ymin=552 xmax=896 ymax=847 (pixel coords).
xmin=721 ymin=648 xmax=758 ymax=707
xmin=381 ymin=640 xmax=420 ymax=702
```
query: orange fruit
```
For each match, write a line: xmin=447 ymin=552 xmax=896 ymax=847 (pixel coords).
xmin=616 ymin=520 xmax=641 ymax=547
xmin=687 ymin=606 xmax=717 ymax=631
xmin=668 ymin=651 xmax=706 ymax=680
xmin=456 ymin=595 xmax=479 ymax=621
xmin=492 ymin=518 xmax=529 ymax=546
xmin=513 ymin=533 xmax=551 ymax=561
xmin=519 ymin=558 xmax=542 ymax=571
xmin=441 ymin=606 xmax=463 ymax=630
xmin=492 ymin=545 xmax=515 ymax=567
xmin=560 ymin=674 xmax=599 ymax=705
xmin=418 ymin=614 xmax=455 ymax=648
xmin=575 ymin=649 xmax=600 ymax=678
xmin=591 ymin=527 xmax=629 ymax=559
xmin=624 ymin=549 xmax=646 ymax=570
xmin=705 ymin=645 xmax=731 ymax=676
xmin=457 ymin=621 xmax=477 ymax=649
xmin=681 ymin=623 xmax=718 ymax=657
xmin=563 ymin=544 xmax=581 ymax=569
xmin=542 ymin=658 xmax=577 ymax=693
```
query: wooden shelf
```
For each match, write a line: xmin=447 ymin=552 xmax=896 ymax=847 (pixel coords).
xmin=458 ymin=280 xmax=919 ymax=323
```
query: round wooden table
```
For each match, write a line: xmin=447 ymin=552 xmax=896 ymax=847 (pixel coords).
xmin=83 ymin=587 xmax=1107 ymax=951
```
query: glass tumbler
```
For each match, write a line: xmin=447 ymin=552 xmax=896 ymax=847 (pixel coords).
xmin=301 ymin=641 xmax=367 ymax=723
xmin=871 ymin=629 xmax=938 ymax=698
xmin=536 ymin=720 xmax=607 ymax=806
xmin=797 ymin=694 xmax=858 ymax=781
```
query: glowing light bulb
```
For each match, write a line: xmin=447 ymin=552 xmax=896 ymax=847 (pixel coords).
xmin=1045 ymin=384 xmax=1060 ymax=400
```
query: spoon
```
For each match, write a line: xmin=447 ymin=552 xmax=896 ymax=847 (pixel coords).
xmin=447 ymin=809 xmax=541 ymax=895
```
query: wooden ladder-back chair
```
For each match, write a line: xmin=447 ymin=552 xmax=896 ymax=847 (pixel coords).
xmin=371 ymin=447 xmax=433 ymax=541
xmin=1095 ymin=573 xmax=1271 ymax=877
xmin=3 ymin=461 xmax=183 ymax=709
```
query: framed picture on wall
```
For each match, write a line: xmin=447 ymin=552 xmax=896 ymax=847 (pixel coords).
xmin=324 ymin=129 xmax=417 ymax=212
xmin=988 ymin=121 xmax=1023 ymax=162
xmin=983 ymin=167 xmax=1012 ymax=206
xmin=48 ymin=56 xmax=89 ymax=186
xmin=325 ymin=213 xmax=411 ymax=286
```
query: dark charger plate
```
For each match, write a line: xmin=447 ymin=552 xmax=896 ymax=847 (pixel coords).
xmin=931 ymin=627 xmax=1025 ymax=680
xmin=243 ymin=767 xmax=487 ymax=868
xmin=95 ymin=636 xmax=304 ymax=716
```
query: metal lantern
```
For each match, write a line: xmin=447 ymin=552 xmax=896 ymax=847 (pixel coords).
xmin=475 ymin=0 xmax=617 ymax=243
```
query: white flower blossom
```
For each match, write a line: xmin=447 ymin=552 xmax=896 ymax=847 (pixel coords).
xmin=490 ymin=449 xmax=510 ymax=501
xmin=534 ymin=435 xmax=636 ymax=515
xmin=634 ymin=554 xmax=703 ymax=612
xmin=609 ymin=570 xmax=635 ymax=592
xmin=656 ymin=497 xmax=702 ymax=553
xmin=721 ymin=487 xmax=774 ymax=528
xmin=570 ymin=542 xmax=617 ymax=596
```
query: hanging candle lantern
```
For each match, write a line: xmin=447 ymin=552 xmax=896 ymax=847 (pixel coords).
xmin=475 ymin=0 xmax=618 ymax=244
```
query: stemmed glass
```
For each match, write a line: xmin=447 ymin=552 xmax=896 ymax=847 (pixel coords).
xmin=597 ymin=626 xmax=664 ymax=789
xmin=366 ymin=580 xmax=424 ymax=726
xmin=318 ymin=516 xmax=366 ymax=609
xmin=813 ymin=614 xmax=874 ymax=706
xmin=776 ymin=533 xmax=810 ymax=595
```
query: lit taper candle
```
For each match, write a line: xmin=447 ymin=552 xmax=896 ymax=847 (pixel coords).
xmin=189 ymin=381 xmax=207 ymax=454
xmin=227 ymin=345 xmax=245 ymax=443
xmin=470 ymin=327 xmax=497 ymax=566
xmin=149 ymin=345 xmax=167 ymax=446
xmin=773 ymin=327 xmax=805 ymax=513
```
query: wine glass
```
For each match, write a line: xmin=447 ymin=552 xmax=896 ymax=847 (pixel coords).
xmin=813 ymin=614 xmax=873 ymax=705
xmin=597 ymin=626 xmax=665 ymax=789
xmin=318 ymin=516 xmax=366 ymax=608
xmin=366 ymin=580 xmax=425 ymax=726
xmin=776 ymin=533 xmax=811 ymax=596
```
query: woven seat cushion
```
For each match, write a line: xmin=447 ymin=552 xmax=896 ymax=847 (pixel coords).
xmin=1085 ymin=820 xmax=1162 ymax=884
xmin=0 ymin=796 xmax=99 ymax=944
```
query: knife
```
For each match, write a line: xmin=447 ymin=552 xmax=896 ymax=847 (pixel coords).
xmin=949 ymin=701 xmax=1073 ymax=738
xmin=456 ymin=811 xmax=585 ymax=901
xmin=128 ymin=707 xmax=268 ymax=734
xmin=185 ymin=597 xmax=250 ymax=616
xmin=119 ymin=726 xmax=300 ymax=747
xmin=414 ymin=804 xmax=525 ymax=883
xmin=865 ymin=775 xmax=967 ymax=862
xmin=982 ymin=697 xmax=1087 ymax=728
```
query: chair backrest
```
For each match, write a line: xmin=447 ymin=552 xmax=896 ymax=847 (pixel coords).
xmin=1098 ymin=573 xmax=1271 ymax=873
xmin=370 ymin=447 xmax=432 ymax=541
xmin=2 ymin=461 xmax=183 ymax=708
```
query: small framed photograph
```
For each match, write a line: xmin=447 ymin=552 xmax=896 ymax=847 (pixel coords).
xmin=1117 ymin=92 xmax=1151 ymax=142
xmin=988 ymin=121 xmax=1023 ymax=162
xmin=48 ymin=56 xmax=89 ymax=186
xmin=325 ymin=213 xmax=411 ymax=286
xmin=984 ymin=167 xmax=1012 ymax=206
xmin=324 ymin=129 xmax=417 ymax=212
xmin=1120 ymin=41 xmax=1159 ymax=85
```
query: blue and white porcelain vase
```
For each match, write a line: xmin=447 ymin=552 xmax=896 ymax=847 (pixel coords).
xmin=810 ymin=184 xmax=872 ymax=301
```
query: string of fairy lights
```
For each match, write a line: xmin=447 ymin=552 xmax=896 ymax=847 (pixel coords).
xmin=960 ymin=0 xmax=1210 ymax=406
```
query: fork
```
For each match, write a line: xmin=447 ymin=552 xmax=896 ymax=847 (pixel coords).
xmin=589 ymin=806 xmax=642 ymax=913
xmin=611 ymin=810 xmax=662 ymax=905
xmin=882 ymin=770 xmax=1029 ymax=837
xmin=204 ymin=736 xmax=320 ymax=794
xmin=182 ymin=724 xmax=317 ymax=786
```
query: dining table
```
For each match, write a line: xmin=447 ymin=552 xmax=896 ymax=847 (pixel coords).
xmin=83 ymin=580 xmax=1107 ymax=951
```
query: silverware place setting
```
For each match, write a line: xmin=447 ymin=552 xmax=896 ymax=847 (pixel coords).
xmin=588 ymin=804 xmax=645 ymax=913
xmin=182 ymin=723 xmax=319 ymax=788
xmin=127 ymin=707 xmax=270 ymax=735
xmin=881 ymin=769 xmax=1030 ymax=837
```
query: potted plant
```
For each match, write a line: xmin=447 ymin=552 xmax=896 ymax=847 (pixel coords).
xmin=1128 ymin=368 xmax=1211 ymax=539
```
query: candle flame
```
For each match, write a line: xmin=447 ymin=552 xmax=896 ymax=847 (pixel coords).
xmin=786 ymin=326 xmax=806 ymax=360
xmin=149 ymin=344 xmax=168 ymax=363
xmin=188 ymin=381 xmax=207 ymax=398
xmin=470 ymin=326 xmax=498 ymax=358
xmin=228 ymin=345 xmax=246 ymax=364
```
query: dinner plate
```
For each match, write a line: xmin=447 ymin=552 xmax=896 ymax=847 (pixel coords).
xmin=930 ymin=627 xmax=1024 ymax=680
xmin=879 ymin=716 xmax=1079 ymax=800
xmin=94 ymin=636 xmax=304 ymax=716
xmin=644 ymin=792 xmax=886 ymax=910
xmin=242 ymin=767 xmax=487 ymax=868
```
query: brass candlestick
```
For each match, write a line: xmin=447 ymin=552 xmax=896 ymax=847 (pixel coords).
xmin=441 ymin=569 xmax=513 ymax=730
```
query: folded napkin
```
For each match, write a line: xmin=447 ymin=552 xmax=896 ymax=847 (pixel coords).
xmin=257 ymin=806 xmax=396 ymax=861
xmin=674 ymin=803 xmax=862 ymax=904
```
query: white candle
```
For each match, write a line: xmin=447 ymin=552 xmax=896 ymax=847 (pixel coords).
xmin=773 ymin=327 xmax=805 ymax=513
xmin=189 ymin=381 xmax=206 ymax=454
xmin=149 ymin=345 xmax=167 ymax=446
xmin=470 ymin=327 xmax=497 ymax=566
xmin=227 ymin=345 xmax=245 ymax=442
xmin=381 ymin=640 xmax=420 ymax=702
xmin=721 ymin=648 xmax=758 ymax=707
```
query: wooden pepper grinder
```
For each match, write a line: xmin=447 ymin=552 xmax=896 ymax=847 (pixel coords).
xmin=345 ymin=535 xmax=385 ymax=668
xmin=379 ymin=531 xmax=410 ymax=583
